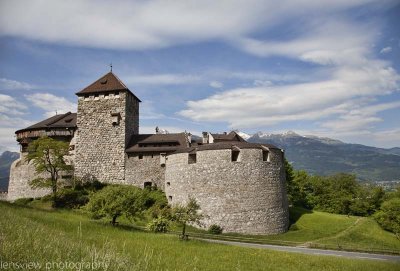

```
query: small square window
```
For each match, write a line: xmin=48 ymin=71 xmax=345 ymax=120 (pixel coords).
xmin=168 ymin=196 xmax=172 ymax=201
xmin=188 ymin=153 xmax=196 ymax=164
xmin=262 ymin=151 xmax=270 ymax=162
xmin=139 ymin=154 xmax=143 ymax=160
xmin=232 ymin=150 xmax=240 ymax=162
xmin=166 ymin=182 xmax=171 ymax=186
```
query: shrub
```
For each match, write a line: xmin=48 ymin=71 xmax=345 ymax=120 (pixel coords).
xmin=13 ymin=197 xmax=34 ymax=206
xmin=147 ymin=217 xmax=170 ymax=233
xmin=55 ymin=188 xmax=89 ymax=208
xmin=374 ymin=198 xmax=400 ymax=236
xmin=208 ymin=224 xmax=223 ymax=234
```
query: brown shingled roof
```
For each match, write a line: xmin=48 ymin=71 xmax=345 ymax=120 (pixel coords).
xmin=126 ymin=133 xmax=189 ymax=153
xmin=76 ymin=72 xmax=141 ymax=102
xmin=15 ymin=112 xmax=77 ymax=133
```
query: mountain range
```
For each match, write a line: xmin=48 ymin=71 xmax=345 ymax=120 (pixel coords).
xmin=239 ymin=131 xmax=400 ymax=182
xmin=0 ymin=151 xmax=19 ymax=192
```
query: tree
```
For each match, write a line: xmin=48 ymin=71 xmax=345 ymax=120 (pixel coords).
xmin=85 ymin=185 xmax=147 ymax=225
xmin=374 ymin=198 xmax=400 ymax=239
xmin=27 ymin=136 xmax=72 ymax=206
xmin=171 ymin=197 xmax=204 ymax=240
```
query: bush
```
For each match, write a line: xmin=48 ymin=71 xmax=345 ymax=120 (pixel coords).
xmin=208 ymin=224 xmax=223 ymax=234
xmin=13 ymin=197 xmax=34 ymax=206
xmin=55 ymin=188 xmax=89 ymax=208
xmin=147 ymin=217 xmax=170 ymax=233
xmin=374 ymin=198 xmax=400 ymax=235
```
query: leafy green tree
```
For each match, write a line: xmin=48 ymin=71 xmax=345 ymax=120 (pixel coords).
xmin=171 ymin=197 xmax=204 ymax=240
xmin=85 ymin=185 xmax=147 ymax=225
xmin=374 ymin=198 xmax=400 ymax=238
xmin=27 ymin=136 xmax=72 ymax=206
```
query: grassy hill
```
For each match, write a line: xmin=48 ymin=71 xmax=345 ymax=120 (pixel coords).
xmin=0 ymin=202 xmax=398 ymax=271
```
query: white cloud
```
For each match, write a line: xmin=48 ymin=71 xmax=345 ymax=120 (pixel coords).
xmin=209 ymin=81 xmax=223 ymax=89
xmin=180 ymin=60 xmax=400 ymax=129
xmin=0 ymin=127 xmax=20 ymax=152
xmin=380 ymin=46 xmax=392 ymax=54
xmin=253 ymin=80 xmax=273 ymax=87
xmin=125 ymin=74 xmax=201 ymax=85
xmin=0 ymin=78 xmax=35 ymax=90
xmin=0 ymin=94 xmax=27 ymax=115
xmin=0 ymin=0 xmax=391 ymax=50
xmin=25 ymin=93 xmax=76 ymax=118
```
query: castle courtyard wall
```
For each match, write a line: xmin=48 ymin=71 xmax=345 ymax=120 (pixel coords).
xmin=165 ymin=148 xmax=289 ymax=235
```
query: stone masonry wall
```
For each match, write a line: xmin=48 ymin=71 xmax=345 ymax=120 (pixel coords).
xmin=165 ymin=148 xmax=289 ymax=235
xmin=7 ymin=153 xmax=51 ymax=201
xmin=125 ymin=93 xmax=139 ymax=145
xmin=125 ymin=153 xmax=166 ymax=190
xmin=74 ymin=91 xmax=137 ymax=183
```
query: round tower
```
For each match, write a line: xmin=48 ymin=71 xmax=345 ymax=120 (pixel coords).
xmin=165 ymin=142 xmax=289 ymax=235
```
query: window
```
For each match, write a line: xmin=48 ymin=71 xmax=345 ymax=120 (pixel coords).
xmin=144 ymin=182 xmax=152 ymax=188
xmin=262 ymin=150 xmax=270 ymax=162
xmin=188 ymin=153 xmax=197 ymax=164
xmin=166 ymin=182 xmax=171 ymax=186
xmin=168 ymin=196 xmax=172 ymax=201
xmin=139 ymin=154 xmax=143 ymax=160
xmin=111 ymin=112 xmax=120 ymax=125
xmin=160 ymin=153 xmax=166 ymax=167
xmin=231 ymin=150 xmax=240 ymax=162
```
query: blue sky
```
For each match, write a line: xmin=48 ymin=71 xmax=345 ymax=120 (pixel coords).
xmin=0 ymin=0 xmax=399 ymax=152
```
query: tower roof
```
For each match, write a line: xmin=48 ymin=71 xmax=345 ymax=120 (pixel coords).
xmin=76 ymin=72 xmax=141 ymax=101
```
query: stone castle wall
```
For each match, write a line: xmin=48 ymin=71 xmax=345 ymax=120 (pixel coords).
xmin=125 ymin=93 xmax=139 ymax=146
xmin=165 ymin=148 xmax=289 ymax=234
xmin=74 ymin=91 xmax=138 ymax=183
xmin=7 ymin=153 xmax=51 ymax=201
xmin=125 ymin=153 xmax=166 ymax=189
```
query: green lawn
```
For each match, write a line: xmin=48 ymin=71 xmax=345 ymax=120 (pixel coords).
xmin=0 ymin=202 xmax=399 ymax=271
xmin=194 ymin=207 xmax=400 ymax=253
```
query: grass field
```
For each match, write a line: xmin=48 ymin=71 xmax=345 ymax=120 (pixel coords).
xmin=202 ymin=207 xmax=400 ymax=253
xmin=0 ymin=202 xmax=399 ymax=271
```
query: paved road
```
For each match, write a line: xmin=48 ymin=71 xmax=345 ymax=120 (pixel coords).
xmin=198 ymin=238 xmax=400 ymax=262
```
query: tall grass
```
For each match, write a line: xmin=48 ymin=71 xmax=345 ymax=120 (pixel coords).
xmin=0 ymin=202 xmax=399 ymax=271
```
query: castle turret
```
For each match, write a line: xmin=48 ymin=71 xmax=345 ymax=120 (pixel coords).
xmin=74 ymin=72 xmax=140 ymax=183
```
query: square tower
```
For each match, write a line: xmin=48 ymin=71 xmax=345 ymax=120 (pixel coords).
xmin=74 ymin=72 xmax=140 ymax=183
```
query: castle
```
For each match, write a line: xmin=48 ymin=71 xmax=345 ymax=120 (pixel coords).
xmin=7 ymin=72 xmax=289 ymax=235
